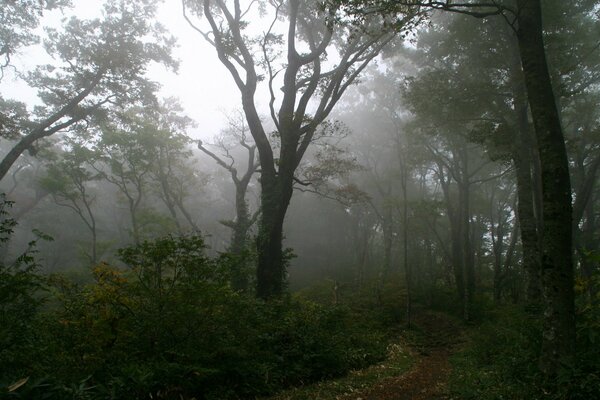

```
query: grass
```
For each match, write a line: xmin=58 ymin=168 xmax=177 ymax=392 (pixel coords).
xmin=265 ymin=335 xmax=414 ymax=400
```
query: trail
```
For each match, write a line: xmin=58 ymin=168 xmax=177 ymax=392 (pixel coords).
xmin=343 ymin=310 xmax=464 ymax=400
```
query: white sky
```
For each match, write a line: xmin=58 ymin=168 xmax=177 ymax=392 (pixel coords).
xmin=150 ymin=1 xmax=242 ymax=139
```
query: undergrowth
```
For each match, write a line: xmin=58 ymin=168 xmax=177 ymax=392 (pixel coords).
xmin=0 ymin=231 xmax=390 ymax=400
xmin=449 ymin=305 xmax=600 ymax=400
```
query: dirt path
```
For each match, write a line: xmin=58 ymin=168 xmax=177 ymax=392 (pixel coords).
xmin=342 ymin=311 xmax=464 ymax=400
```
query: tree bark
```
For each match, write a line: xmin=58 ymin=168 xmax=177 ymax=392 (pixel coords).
xmin=401 ymin=159 xmax=411 ymax=327
xmin=490 ymin=188 xmax=505 ymax=303
xmin=516 ymin=0 xmax=575 ymax=375
xmin=255 ymin=171 xmax=294 ymax=299
xmin=458 ymin=175 xmax=473 ymax=321
xmin=510 ymin=63 xmax=543 ymax=303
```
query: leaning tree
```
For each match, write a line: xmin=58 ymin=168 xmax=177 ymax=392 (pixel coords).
xmin=0 ymin=0 xmax=176 ymax=182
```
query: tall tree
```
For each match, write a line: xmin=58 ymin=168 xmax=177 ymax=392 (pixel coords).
xmin=143 ymin=99 xmax=199 ymax=234
xmin=96 ymin=116 xmax=152 ymax=245
xmin=40 ymin=140 xmax=101 ymax=264
xmin=184 ymin=0 xmax=415 ymax=298
xmin=343 ymin=0 xmax=576 ymax=375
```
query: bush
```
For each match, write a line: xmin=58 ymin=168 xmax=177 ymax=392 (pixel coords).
xmin=0 ymin=195 xmax=49 ymax=380
xmin=449 ymin=304 xmax=600 ymax=400
xmin=2 ymin=234 xmax=388 ymax=400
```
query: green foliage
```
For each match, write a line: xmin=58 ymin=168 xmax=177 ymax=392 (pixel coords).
xmin=0 ymin=195 xmax=48 ymax=378
xmin=1 ymin=233 xmax=388 ymax=400
xmin=0 ymin=0 xmax=72 ymax=74
xmin=449 ymin=304 xmax=600 ymax=400
xmin=449 ymin=307 xmax=541 ymax=399
xmin=267 ymin=340 xmax=413 ymax=400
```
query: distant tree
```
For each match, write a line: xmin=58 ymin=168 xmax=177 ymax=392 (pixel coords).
xmin=183 ymin=0 xmax=417 ymax=298
xmin=350 ymin=0 xmax=579 ymax=374
xmin=143 ymin=99 xmax=200 ymax=234
xmin=40 ymin=139 xmax=101 ymax=264
xmin=93 ymin=98 xmax=199 ymax=245
xmin=95 ymin=113 xmax=153 ymax=245
xmin=198 ymin=110 xmax=259 ymax=291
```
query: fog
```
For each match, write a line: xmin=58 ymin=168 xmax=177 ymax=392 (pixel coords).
xmin=1 ymin=0 xmax=598 ymax=398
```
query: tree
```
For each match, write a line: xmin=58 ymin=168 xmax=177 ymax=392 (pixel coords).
xmin=0 ymin=0 xmax=71 ymax=78
xmin=40 ymin=139 xmax=102 ymax=264
xmin=0 ymin=0 xmax=176 ymax=181
xmin=94 ymin=98 xmax=200 ymax=245
xmin=515 ymin=1 xmax=575 ymax=373
xmin=344 ymin=0 xmax=576 ymax=375
xmin=143 ymin=99 xmax=200 ymax=234
xmin=184 ymin=0 xmax=416 ymax=298
xmin=197 ymin=110 xmax=259 ymax=291
xmin=337 ymin=68 xmax=417 ymax=321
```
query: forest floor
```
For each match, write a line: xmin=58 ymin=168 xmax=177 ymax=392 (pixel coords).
xmin=267 ymin=308 xmax=466 ymax=400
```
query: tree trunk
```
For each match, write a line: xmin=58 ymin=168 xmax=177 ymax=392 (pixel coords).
xmin=129 ymin=200 xmax=140 ymax=245
xmin=491 ymin=196 xmax=505 ymax=304
xmin=229 ymin=184 xmax=251 ymax=291
xmin=402 ymin=163 xmax=411 ymax=328
xmin=511 ymin=69 xmax=542 ymax=303
xmin=255 ymin=170 xmax=294 ymax=299
xmin=516 ymin=0 xmax=575 ymax=375
xmin=577 ymin=199 xmax=598 ymax=303
xmin=458 ymin=176 xmax=473 ymax=321
xmin=161 ymin=186 xmax=183 ymax=234
xmin=438 ymin=164 xmax=465 ymax=303
xmin=381 ymin=209 xmax=393 ymax=278
xmin=91 ymin=228 xmax=97 ymax=265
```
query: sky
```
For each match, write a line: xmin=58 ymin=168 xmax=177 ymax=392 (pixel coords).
xmin=149 ymin=1 xmax=242 ymax=140
xmin=1 ymin=0 xmax=247 ymax=141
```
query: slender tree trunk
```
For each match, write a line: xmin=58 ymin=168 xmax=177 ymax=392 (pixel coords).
xmin=490 ymin=191 xmax=505 ymax=303
xmin=174 ymin=198 xmax=199 ymax=232
xmin=381 ymin=209 xmax=393 ymax=278
xmin=129 ymin=200 xmax=140 ymax=245
xmin=459 ymin=177 xmax=473 ymax=321
xmin=91 ymin=227 xmax=97 ymax=265
xmin=229 ymin=184 xmax=251 ymax=291
xmin=157 ymin=177 xmax=183 ymax=234
xmin=577 ymin=200 xmax=598 ymax=303
xmin=83 ymin=199 xmax=98 ymax=265
xmin=401 ymin=163 xmax=411 ymax=328
xmin=438 ymin=164 xmax=465 ymax=303
xmin=164 ymin=193 xmax=183 ymax=234
xmin=516 ymin=0 xmax=575 ymax=375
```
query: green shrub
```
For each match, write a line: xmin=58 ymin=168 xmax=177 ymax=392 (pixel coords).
xmin=2 ymin=233 xmax=389 ymax=400
xmin=449 ymin=303 xmax=600 ymax=400
xmin=0 ymin=195 xmax=50 ymax=380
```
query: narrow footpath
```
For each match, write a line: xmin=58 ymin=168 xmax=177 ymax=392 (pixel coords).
xmin=342 ymin=310 xmax=464 ymax=400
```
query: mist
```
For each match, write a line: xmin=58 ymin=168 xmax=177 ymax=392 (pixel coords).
xmin=0 ymin=0 xmax=598 ymax=399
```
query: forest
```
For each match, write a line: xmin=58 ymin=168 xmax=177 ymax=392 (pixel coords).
xmin=0 ymin=0 xmax=599 ymax=399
